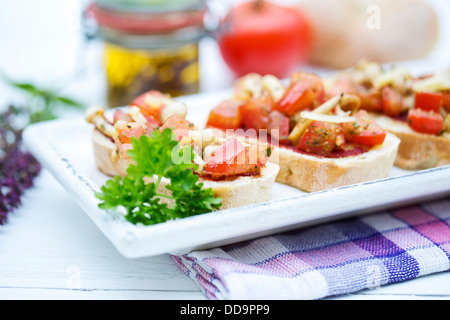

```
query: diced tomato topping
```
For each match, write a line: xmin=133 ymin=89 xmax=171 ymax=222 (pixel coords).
xmin=114 ymin=122 xmax=145 ymax=145
xmin=343 ymin=110 xmax=386 ymax=146
xmin=203 ymin=138 xmax=272 ymax=176
xmin=407 ymin=108 xmax=443 ymax=135
xmin=144 ymin=115 xmax=160 ymax=135
xmin=130 ymin=90 xmax=168 ymax=124
xmin=113 ymin=122 xmax=145 ymax=158
xmin=172 ymin=128 xmax=190 ymax=141
xmin=239 ymin=92 xmax=271 ymax=130
xmin=296 ymin=121 xmax=345 ymax=156
xmin=207 ymin=138 xmax=246 ymax=165
xmin=290 ymin=72 xmax=325 ymax=103
xmin=358 ymin=87 xmax=383 ymax=112
xmin=268 ymin=110 xmax=290 ymax=143
xmin=160 ymin=114 xmax=195 ymax=131
xmin=274 ymin=82 xmax=315 ymax=116
xmin=327 ymin=77 xmax=356 ymax=98
xmin=113 ymin=109 xmax=131 ymax=123
xmin=414 ymin=91 xmax=443 ymax=113
xmin=442 ymin=92 xmax=450 ymax=112
xmin=274 ymin=73 xmax=324 ymax=116
xmin=382 ymin=86 xmax=404 ymax=117
xmin=327 ymin=77 xmax=384 ymax=113
xmin=206 ymin=99 xmax=243 ymax=130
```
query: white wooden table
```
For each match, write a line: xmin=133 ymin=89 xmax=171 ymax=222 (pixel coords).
xmin=2 ymin=169 xmax=450 ymax=300
xmin=1 ymin=0 xmax=450 ymax=301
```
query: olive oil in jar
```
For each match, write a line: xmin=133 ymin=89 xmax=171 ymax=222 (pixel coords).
xmin=104 ymin=41 xmax=199 ymax=107
xmin=86 ymin=0 xmax=206 ymax=107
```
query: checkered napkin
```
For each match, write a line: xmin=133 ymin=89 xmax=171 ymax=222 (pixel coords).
xmin=172 ymin=198 xmax=450 ymax=299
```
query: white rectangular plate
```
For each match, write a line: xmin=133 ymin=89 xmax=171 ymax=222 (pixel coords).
xmin=23 ymin=90 xmax=450 ymax=258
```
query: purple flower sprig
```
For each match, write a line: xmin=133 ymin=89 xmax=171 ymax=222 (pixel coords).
xmin=0 ymin=106 xmax=41 ymax=225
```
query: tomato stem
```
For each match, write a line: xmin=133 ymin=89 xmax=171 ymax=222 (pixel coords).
xmin=254 ymin=0 xmax=265 ymax=10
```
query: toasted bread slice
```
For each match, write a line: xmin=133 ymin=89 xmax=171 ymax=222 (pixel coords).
xmin=270 ymin=132 xmax=400 ymax=192
xmin=91 ymin=129 xmax=280 ymax=209
xmin=372 ymin=114 xmax=450 ymax=170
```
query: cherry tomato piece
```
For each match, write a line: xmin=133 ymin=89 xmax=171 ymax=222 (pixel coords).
xmin=274 ymin=73 xmax=324 ymax=116
xmin=203 ymin=139 xmax=271 ymax=176
xmin=296 ymin=121 xmax=345 ymax=156
xmin=358 ymin=87 xmax=383 ymax=112
xmin=206 ymin=99 xmax=243 ymax=130
xmin=114 ymin=122 xmax=145 ymax=145
xmin=268 ymin=110 xmax=290 ymax=144
xmin=130 ymin=90 xmax=168 ymax=124
xmin=327 ymin=77 xmax=357 ymax=98
xmin=160 ymin=115 xmax=194 ymax=131
xmin=113 ymin=109 xmax=131 ymax=123
xmin=382 ymin=86 xmax=405 ymax=117
xmin=407 ymin=108 xmax=443 ymax=135
xmin=442 ymin=92 xmax=450 ymax=112
xmin=343 ymin=110 xmax=386 ymax=146
xmin=414 ymin=91 xmax=443 ymax=113
xmin=239 ymin=92 xmax=271 ymax=130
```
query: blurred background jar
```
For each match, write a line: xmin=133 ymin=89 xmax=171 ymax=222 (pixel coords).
xmin=85 ymin=0 xmax=207 ymax=107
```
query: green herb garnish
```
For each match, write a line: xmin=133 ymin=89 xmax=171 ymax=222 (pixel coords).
xmin=95 ymin=128 xmax=222 ymax=225
xmin=1 ymin=73 xmax=85 ymax=123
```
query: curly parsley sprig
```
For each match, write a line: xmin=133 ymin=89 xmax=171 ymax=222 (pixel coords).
xmin=95 ymin=128 xmax=222 ymax=225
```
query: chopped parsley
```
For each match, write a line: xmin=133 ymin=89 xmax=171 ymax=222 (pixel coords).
xmin=95 ymin=128 xmax=222 ymax=225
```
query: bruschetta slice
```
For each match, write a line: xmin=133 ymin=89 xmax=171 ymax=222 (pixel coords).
xmin=325 ymin=60 xmax=450 ymax=169
xmin=206 ymin=73 xmax=400 ymax=192
xmin=85 ymin=90 xmax=279 ymax=209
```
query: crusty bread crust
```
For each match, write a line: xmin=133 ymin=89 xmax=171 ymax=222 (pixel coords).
xmin=91 ymin=129 xmax=280 ymax=209
xmin=92 ymin=129 xmax=130 ymax=177
xmin=372 ymin=114 xmax=450 ymax=170
xmin=270 ymin=133 xmax=400 ymax=192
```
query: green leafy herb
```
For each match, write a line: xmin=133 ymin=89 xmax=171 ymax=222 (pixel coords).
xmin=95 ymin=128 xmax=222 ymax=225
xmin=1 ymin=74 xmax=85 ymax=124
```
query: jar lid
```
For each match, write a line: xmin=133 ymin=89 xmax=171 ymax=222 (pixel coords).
xmin=95 ymin=0 xmax=205 ymax=13
xmin=86 ymin=0 xmax=206 ymax=34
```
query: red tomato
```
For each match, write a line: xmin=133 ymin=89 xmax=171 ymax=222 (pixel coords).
xmin=114 ymin=122 xmax=146 ymax=158
xmin=358 ymin=87 xmax=383 ymax=112
xmin=343 ymin=110 xmax=386 ymax=146
xmin=114 ymin=121 xmax=145 ymax=145
xmin=160 ymin=115 xmax=194 ymax=131
xmin=407 ymin=108 xmax=443 ymax=135
xmin=239 ymin=92 xmax=272 ymax=130
xmin=296 ymin=121 xmax=345 ymax=156
xmin=144 ymin=115 xmax=160 ymax=135
xmin=113 ymin=109 xmax=131 ymax=123
xmin=382 ymin=86 xmax=405 ymax=117
xmin=328 ymin=78 xmax=383 ymax=112
xmin=206 ymin=99 xmax=243 ymax=130
xmin=217 ymin=1 xmax=313 ymax=78
xmin=291 ymin=72 xmax=325 ymax=102
xmin=130 ymin=90 xmax=168 ymax=124
xmin=274 ymin=73 xmax=324 ymax=116
xmin=442 ymin=92 xmax=450 ymax=112
xmin=414 ymin=91 xmax=443 ymax=113
xmin=203 ymin=139 xmax=271 ymax=176
xmin=268 ymin=110 xmax=290 ymax=143
xmin=327 ymin=77 xmax=357 ymax=97
xmin=171 ymin=129 xmax=190 ymax=141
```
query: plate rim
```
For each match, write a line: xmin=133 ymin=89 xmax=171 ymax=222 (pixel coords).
xmin=22 ymin=102 xmax=450 ymax=258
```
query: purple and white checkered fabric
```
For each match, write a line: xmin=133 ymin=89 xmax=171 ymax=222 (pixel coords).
xmin=173 ymin=198 xmax=450 ymax=299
